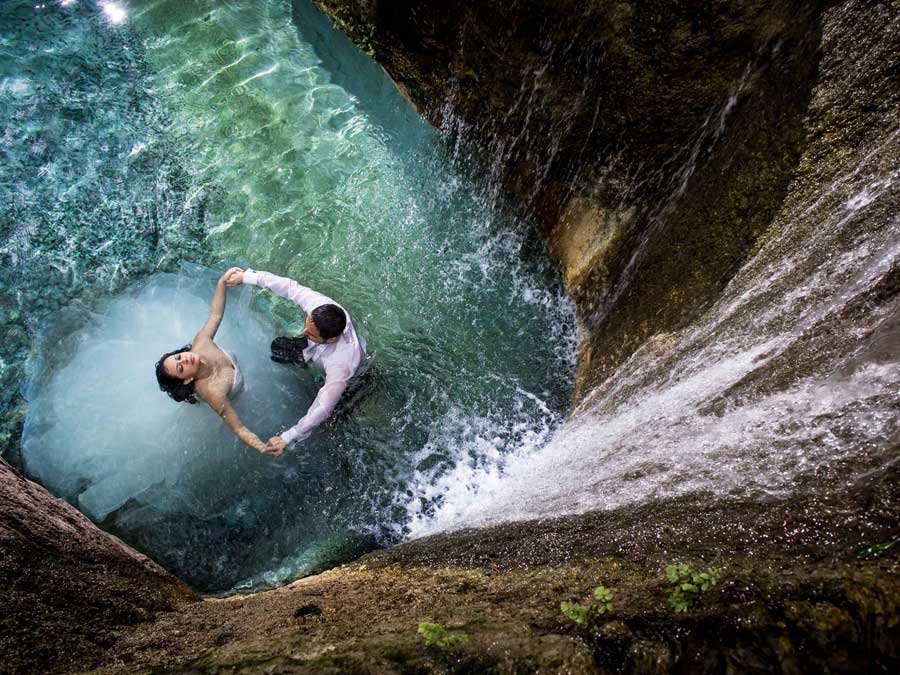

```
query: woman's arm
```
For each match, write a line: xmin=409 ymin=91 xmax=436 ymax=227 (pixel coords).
xmin=203 ymin=390 xmax=269 ymax=455
xmin=195 ymin=269 xmax=239 ymax=343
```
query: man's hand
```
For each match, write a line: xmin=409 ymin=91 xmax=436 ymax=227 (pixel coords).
xmin=264 ymin=436 xmax=287 ymax=457
xmin=224 ymin=267 xmax=244 ymax=287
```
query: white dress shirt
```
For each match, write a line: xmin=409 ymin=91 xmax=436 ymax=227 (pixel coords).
xmin=242 ymin=269 xmax=367 ymax=445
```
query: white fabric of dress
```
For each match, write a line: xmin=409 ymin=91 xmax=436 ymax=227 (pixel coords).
xmin=223 ymin=349 xmax=243 ymax=396
xmin=242 ymin=269 xmax=368 ymax=445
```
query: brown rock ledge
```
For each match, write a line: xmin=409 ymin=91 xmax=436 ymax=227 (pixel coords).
xmin=72 ymin=460 xmax=900 ymax=674
xmin=0 ymin=459 xmax=195 ymax=675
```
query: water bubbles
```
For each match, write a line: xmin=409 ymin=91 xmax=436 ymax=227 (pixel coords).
xmin=846 ymin=187 xmax=875 ymax=211
xmin=128 ymin=141 xmax=147 ymax=157
xmin=0 ymin=77 xmax=33 ymax=98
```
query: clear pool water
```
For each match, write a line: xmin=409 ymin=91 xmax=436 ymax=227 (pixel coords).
xmin=6 ymin=0 xmax=575 ymax=592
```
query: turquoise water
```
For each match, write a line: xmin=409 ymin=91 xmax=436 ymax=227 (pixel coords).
xmin=5 ymin=1 xmax=575 ymax=592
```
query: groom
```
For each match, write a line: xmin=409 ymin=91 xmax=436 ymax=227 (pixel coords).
xmin=225 ymin=267 xmax=368 ymax=456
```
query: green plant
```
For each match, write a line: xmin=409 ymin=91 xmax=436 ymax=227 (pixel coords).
xmin=560 ymin=601 xmax=590 ymax=625
xmin=561 ymin=585 xmax=615 ymax=626
xmin=666 ymin=563 xmax=720 ymax=612
xmin=593 ymin=585 xmax=614 ymax=613
xmin=417 ymin=622 xmax=469 ymax=649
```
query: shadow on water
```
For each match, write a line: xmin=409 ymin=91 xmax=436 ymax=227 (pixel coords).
xmin=290 ymin=0 xmax=425 ymax=140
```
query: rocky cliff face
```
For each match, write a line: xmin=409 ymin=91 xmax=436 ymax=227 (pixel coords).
xmin=0 ymin=459 xmax=195 ymax=674
xmin=309 ymin=0 xmax=896 ymax=401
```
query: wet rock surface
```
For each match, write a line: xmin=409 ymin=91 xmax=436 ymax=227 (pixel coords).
xmin=79 ymin=462 xmax=899 ymax=674
xmin=0 ymin=459 xmax=195 ymax=675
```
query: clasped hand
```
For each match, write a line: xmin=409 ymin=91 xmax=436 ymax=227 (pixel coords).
xmin=223 ymin=266 xmax=244 ymax=286
xmin=224 ymin=266 xmax=288 ymax=459
xmin=263 ymin=436 xmax=287 ymax=457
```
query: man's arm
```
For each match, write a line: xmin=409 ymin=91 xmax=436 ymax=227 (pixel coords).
xmin=229 ymin=268 xmax=333 ymax=313
xmin=266 ymin=365 xmax=351 ymax=453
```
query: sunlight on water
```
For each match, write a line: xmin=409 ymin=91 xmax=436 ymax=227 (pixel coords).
xmin=0 ymin=0 xmax=207 ymax=453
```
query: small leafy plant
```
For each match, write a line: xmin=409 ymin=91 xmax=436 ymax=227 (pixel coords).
xmin=593 ymin=585 xmax=614 ymax=613
xmin=666 ymin=563 xmax=720 ymax=612
xmin=561 ymin=585 xmax=615 ymax=626
xmin=417 ymin=622 xmax=469 ymax=650
xmin=560 ymin=601 xmax=590 ymax=625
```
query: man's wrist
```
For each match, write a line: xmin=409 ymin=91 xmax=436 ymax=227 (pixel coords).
xmin=243 ymin=269 xmax=260 ymax=286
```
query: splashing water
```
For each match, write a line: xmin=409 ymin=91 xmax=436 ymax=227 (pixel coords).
xmin=411 ymin=121 xmax=900 ymax=536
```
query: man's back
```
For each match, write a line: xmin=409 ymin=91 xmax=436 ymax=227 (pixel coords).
xmin=239 ymin=268 xmax=368 ymax=448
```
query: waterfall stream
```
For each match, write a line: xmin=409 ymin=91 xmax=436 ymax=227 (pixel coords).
xmin=410 ymin=111 xmax=900 ymax=536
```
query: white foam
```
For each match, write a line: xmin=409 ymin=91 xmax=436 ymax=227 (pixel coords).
xmin=406 ymin=135 xmax=900 ymax=539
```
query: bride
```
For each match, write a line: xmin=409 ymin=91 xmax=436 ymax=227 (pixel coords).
xmin=154 ymin=267 xmax=277 ymax=456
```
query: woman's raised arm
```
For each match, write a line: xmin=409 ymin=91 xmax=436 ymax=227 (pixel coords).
xmin=194 ymin=268 xmax=239 ymax=344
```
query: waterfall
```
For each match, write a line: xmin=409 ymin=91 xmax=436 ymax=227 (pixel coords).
xmin=409 ymin=119 xmax=900 ymax=535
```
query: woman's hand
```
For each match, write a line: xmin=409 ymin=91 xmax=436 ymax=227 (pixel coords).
xmin=258 ymin=439 xmax=283 ymax=457
xmin=224 ymin=267 xmax=244 ymax=286
xmin=264 ymin=436 xmax=287 ymax=457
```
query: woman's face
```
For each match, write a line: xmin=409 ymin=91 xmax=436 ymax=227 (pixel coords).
xmin=163 ymin=351 xmax=201 ymax=383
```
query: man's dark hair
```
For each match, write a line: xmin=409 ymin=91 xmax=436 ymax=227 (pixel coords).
xmin=311 ymin=304 xmax=346 ymax=340
xmin=155 ymin=345 xmax=198 ymax=404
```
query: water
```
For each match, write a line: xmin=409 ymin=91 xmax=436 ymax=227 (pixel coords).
xmin=411 ymin=119 xmax=900 ymax=534
xmin=8 ymin=0 xmax=575 ymax=592
xmin=0 ymin=0 xmax=206 ymax=450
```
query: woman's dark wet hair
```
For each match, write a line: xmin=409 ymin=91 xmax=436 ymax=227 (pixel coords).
xmin=155 ymin=345 xmax=198 ymax=404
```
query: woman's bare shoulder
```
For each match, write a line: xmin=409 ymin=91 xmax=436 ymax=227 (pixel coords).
xmin=192 ymin=332 xmax=214 ymax=349
xmin=196 ymin=379 xmax=230 ymax=410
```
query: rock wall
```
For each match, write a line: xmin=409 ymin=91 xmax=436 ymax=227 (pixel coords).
xmin=0 ymin=459 xmax=195 ymax=674
xmin=308 ymin=0 xmax=894 ymax=401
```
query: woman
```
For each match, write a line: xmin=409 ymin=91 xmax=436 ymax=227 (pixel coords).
xmin=155 ymin=267 xmax=274 ymax=455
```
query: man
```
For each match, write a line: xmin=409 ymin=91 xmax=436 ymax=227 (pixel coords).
xmin=225 ymin=267 xmax=368 ymax=456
